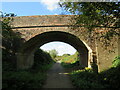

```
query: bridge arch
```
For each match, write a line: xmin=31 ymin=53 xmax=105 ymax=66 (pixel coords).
xmin=17 ymin=31 xmax=93 ymax=69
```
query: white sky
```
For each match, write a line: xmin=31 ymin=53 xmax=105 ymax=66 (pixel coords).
xmin=40 ymin=41 xmax=76 ymax=56
xmin=40 ymin=0 xmax=60 ymax=11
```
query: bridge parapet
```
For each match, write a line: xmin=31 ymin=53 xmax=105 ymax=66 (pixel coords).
xmin=11 ymin=15 xmax=74 ymax=28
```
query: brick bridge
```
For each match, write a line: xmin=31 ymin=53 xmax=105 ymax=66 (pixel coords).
xmin=10 ymin=15 xmax=119 ymax=72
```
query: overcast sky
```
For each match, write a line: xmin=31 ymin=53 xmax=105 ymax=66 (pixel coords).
xmin=40 ymin=42 xmax=76 ymax=56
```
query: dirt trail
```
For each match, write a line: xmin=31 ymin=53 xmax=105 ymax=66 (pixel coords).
xmin=43 ymin=62 xmax=74 ymax=88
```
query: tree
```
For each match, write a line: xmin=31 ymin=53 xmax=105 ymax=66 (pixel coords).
xmin=59 ymin=2 xmax=120 ymax=38
xmin=49 ymin=49 xmax=58 ymax=59
xmin=1 ymin=13 xmax=23 ymax=69
xmin=62 ymin=54 xmax=71 ymax=57
xmin=33 ymin=49 xmax=53 ymax=70
xmin=0 ymin=11 xmax=17 ymax=17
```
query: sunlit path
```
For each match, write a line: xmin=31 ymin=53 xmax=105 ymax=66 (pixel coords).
xmin=43 ymin=62 xmax=74 ymax=88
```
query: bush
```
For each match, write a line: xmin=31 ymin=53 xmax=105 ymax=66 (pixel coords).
xmin=60 ymin=51 xmax=80 ymax=69
xmin=61 ymin=61 xmax=79 ymax=68
xmin=70 ymin=68 xmax=104 ymax=88
xmin=2 ymin=60 xmax=54 ymax=89
xmin=2 ymin=17 xmax=23 ymax=69
xmin=2 ymin=16 xmax=54 ymax=89
xmin=98 ymin=56 xmax=120 ymax=88
xmin=61 ymin=52 xmax=79 ymax=63
xmin=70 ymin=56 xmax=120 ymax=88
xmin=32 ymin=49 xmax=54 ymax=71
xmin=3 ymin=71 xmax=46 ymax=89
xmin=112 ymin=56 xmax=120 ymax=67
xmin=99 ymin=65 xmax=120 ymax=88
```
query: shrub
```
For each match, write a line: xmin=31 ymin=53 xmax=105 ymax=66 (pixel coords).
xmin=70 ymin=69 xmax=104 ymax=88
xmin=60 ymin=51 xmax=80 ymax=69
xmin=112 ymin=56 xmax=120 ymax=67
xmin=61 ymin=61 xmax=79 ymax=68
xmin=2 ymin=16 xmax=54 ymax=89
xmin=99 ymin=65 xmax=120 ymax=88
xmin=69 ymin=55 xmax=120 ymax=88
xmin=3 ymin=71 xmax=46 ymax=89
xmin=3 ymin=61 xmax=54 ymax=89
xmin=32 ymin=49 xmax=53 ymax=71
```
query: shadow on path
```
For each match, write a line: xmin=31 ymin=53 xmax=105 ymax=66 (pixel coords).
xmin=43 ymin=62 xmax=74 ymax=88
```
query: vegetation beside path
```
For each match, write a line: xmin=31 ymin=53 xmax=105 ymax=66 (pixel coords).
xmin=61 ymin=54 xmax=120 ymax=88
xmin=2 ymin=17 xmax=54 ymax=89
xmin=57 ymin=52 xmax=80 ymax=70
xmin=3 ymin=48 xmax=54 ymax=89
xmin=2 ymin=14 xmax=120 ymax=89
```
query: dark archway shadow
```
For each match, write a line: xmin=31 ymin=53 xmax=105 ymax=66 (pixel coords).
xmin=17 ymin=31 xmax=92 ymax=69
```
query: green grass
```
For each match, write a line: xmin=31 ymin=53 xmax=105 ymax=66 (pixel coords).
xmin=2 ymin=61 xmax=54 ymax=89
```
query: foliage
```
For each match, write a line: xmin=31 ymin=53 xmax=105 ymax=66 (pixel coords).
xmin=2 ymin=14 xmax=54 ymax=89
xmin=55 ymin=54 xmax=70 ymax=62
xmin=2 ymin=60 xmax=52 ymax=87
xmin=70 ymin=56 xmax=120 ymax=88
xmin=2 ymin=17 xmax=23 ymax=69
xmin=99 ymin=56 xmax=120 ymax=88
xmin=60 ymin=2 xmax=119 ymax=27
xmin=70 ymin=68 xmax=104 ymax=88
xmin=0 ymin=11 xmax=17 ymax=17
xmin=59 ymin=2 xmax=120 ymax=39
xmin=34 ymin=49 xmax=53 ymax=64
xmin=99 ymin=65 xmax=120 ymax=88
xmin=2 ymin=63 xmax=54 ymax=89
xmin=62 ymin=54 xmax=71 ymax=57
xmin=61 ymin=61 xmax=79 ymax=68
xmin=48 ymin=49 xmax=58 ymax=59
xmin=32 ymin=48 xmax=54 ymax=72
xmin=3 ymin=48 xmax=54 ymax=89
xmin=112 ymin=56 xmax=120 ymax=67
xmin=61 ymin=52 xmax=79 ymax=63
xmin=3 ymin=71 xmax=46 ymax=89
xmin=60 ymin=52 xmax=80 ymax=69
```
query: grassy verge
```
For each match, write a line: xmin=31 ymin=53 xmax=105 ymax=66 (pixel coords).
xmin=70 ymin=56 xmax=120 ymax=88
xmin=61 ymin=61 xmax=80 ymax=68
xmin=70 ymin=66 xmax=120 ymax=88
xmin=70 ymin=68 xmax=105 ymax=88
xmin=2 ymin=61 xmax=54 ymax=89
xmin=60 ymin=52 xmax=80 ymax=69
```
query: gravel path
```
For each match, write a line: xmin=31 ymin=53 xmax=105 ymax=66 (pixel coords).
xmin=43 ymin=62 xmax=74 ymax=88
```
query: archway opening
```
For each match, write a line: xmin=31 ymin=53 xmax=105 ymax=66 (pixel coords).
xmin=40 ymin=41 xmax=80 ymax=69
xmin=17 ymin=31 xmax=92 ymax=69
xmin=40 ymin=41 xmax=77 ymax=56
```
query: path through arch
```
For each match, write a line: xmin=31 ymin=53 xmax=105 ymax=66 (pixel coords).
xmin=43 ymin=62 xmax=74 ymax=88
